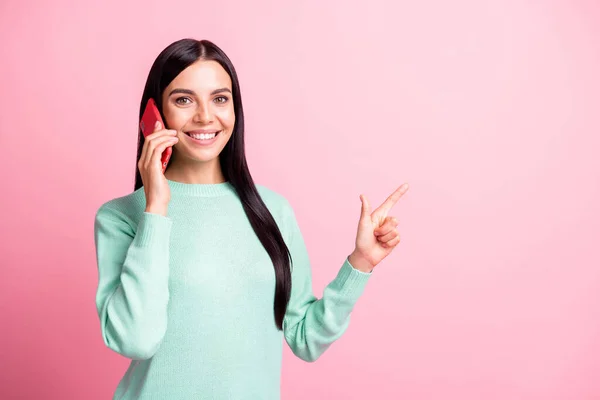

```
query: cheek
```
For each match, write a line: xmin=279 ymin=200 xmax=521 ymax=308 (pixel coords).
xmin=217 ymin=107 xmax=236 ymax=129
xmin=164 ymin=108 xmax=191 ymax=130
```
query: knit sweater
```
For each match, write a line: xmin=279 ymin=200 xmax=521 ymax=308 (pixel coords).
xmin=93 ymin=179 xmax=372 ymax=399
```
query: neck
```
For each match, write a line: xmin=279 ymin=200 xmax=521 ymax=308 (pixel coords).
xmin=164 ymin=156 xmax=226 ymax=184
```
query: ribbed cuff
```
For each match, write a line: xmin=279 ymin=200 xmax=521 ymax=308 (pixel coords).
xmin=331 ymin=257 xmax=372 ymax=302
xmin=134 ymin=212 xmax=173 ymax=248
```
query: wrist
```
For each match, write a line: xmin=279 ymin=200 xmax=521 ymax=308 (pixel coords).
xmin=145 ymin=205 xmax=168 ymax=216
xmin=348 ymin=250 xmax=374 ymax=273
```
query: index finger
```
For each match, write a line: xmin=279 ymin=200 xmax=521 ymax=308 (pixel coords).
xmin=146 ymin=126 xmax=177 ymax=140
xmin=374 ymin=183 xmax=409 ymax=214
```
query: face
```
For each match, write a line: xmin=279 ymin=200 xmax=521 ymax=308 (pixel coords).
xmin=161 ymin=60 xmax=235 ymax=164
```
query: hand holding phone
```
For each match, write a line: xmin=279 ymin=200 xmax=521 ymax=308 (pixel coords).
xmin=140 ymin=98 xmax=172 ymax=173
xmin=138 ymin=99 xmax=178 ymax=215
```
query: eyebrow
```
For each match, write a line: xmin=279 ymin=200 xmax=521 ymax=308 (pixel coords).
xmin=168 ymin=88 xmax=232 ymax=97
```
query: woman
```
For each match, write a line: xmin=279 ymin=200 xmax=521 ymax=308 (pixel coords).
xmin=94 ymin=38 xmax=408 ymax=399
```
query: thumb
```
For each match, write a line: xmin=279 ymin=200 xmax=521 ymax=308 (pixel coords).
xmin=359 ymin=194 xmax=371 ymax=222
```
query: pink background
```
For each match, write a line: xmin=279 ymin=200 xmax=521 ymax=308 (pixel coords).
xmin=1 ymin=0 xmax=599 ymax=399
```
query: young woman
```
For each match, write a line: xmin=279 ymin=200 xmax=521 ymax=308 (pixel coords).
xmin=94 ymin=38 xmax=408 ymax=400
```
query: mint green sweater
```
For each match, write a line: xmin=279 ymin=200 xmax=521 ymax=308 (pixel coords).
xmin=94 ymin=180 xmax=371 ymax=399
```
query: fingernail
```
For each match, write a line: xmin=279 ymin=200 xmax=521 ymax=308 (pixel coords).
xmin=155 ymin=121 xmax=161 ymax=129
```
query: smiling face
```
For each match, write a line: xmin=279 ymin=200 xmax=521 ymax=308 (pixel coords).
xmin=161 ymin=60 xmax=235 ymax=165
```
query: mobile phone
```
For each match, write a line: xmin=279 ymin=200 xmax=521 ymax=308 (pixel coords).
xmin=140 ymin=98 xmax=172 ymax=172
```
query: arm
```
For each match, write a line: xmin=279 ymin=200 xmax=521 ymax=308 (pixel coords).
xmin=281 ymin=201 xmax=372 ymax=362
xmin=93 ymin=206 xmax=172 ymax=360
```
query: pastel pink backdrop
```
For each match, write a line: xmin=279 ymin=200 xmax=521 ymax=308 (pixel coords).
xmin=1 ymin=0 xmax=599 ymax=399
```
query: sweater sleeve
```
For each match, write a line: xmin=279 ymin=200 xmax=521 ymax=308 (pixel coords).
xmin=281 ymin=200 xmax=372 ymax=362
xmin=93 ymin=205 xmax=172 ymax=360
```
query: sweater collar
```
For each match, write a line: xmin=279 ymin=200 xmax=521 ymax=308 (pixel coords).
xmin=166 ymin=179 xmax=236 ymax=197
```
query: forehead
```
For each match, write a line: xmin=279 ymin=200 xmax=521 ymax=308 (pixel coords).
xmin=167 ymin=60 xmax=232 ymax=92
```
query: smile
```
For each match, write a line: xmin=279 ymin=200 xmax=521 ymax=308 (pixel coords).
xmin=184 ymin=130 xmax=222 ymax=146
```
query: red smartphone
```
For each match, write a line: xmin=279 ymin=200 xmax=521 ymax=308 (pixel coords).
xmin=140 ymin=98 xmax=172 ymax=172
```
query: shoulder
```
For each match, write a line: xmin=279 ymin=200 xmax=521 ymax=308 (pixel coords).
xmin=256 ymin=184 xmax=294 ymax=213
xmin=254 ymin=184 xmax=305 ymax=245
xmin=255 ymin=184 xmax=298 ymax=230
xmin=256 ymin=184 xmax=288 ymax=206
xmin=95 ymin=187 xmax=146 ymax=228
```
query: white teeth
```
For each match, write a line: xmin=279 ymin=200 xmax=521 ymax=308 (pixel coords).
xmin=189 ymin=132 xmax=217 ymax=140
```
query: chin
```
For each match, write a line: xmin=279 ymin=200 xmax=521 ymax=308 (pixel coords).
xmin=176 ymin=141 xmax=227 ymax=163
xmin=186 ymin=154 xmax=220 ymax=163
xmin=187 ymin=148 xmax=224 ymax=162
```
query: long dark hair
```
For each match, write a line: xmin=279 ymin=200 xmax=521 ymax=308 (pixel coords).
xmin=134 ymin=38 xmax=292 ymax=330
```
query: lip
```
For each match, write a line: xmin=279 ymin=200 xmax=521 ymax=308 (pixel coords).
xmin=187 ymin=129 xmax=220 ymax=134
xmin=184 ymin=130 xmax=221 ymax=146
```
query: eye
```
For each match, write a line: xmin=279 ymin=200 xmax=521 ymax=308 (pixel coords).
xmin=175 ymin=97 xmax=192 ymax=105
xmin=214 ymin=96 xmax=229 ymax=104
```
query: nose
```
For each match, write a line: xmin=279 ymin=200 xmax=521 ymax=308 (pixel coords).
xmin=193 ymin=101 xmax=214 ymax=124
